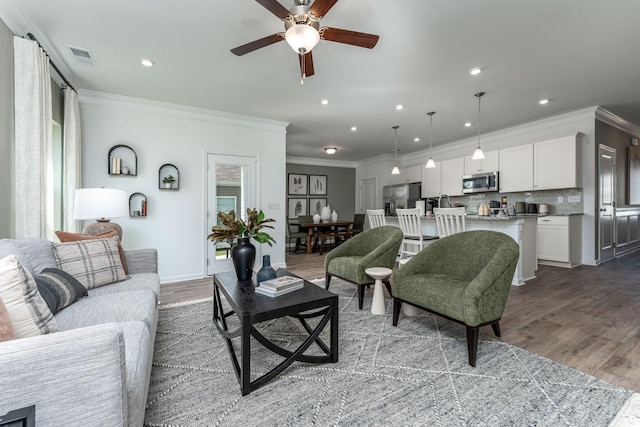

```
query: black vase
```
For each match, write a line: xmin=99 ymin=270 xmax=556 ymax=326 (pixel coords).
xmin=231 ymin=237 xmax=256 ymax=282
xmin=256 ymin=255 xmax=277 ymax=283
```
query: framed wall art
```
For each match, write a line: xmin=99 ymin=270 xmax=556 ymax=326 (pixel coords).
xmin=288 ymin=198 xmax=307 ymax=218
xmin=309 ymin=174 xmax=327 ymax=195
xmin=309 ymin=198 xmax=327 ymax=216
xmin=288 ymin=173 xmax=307 ymax=195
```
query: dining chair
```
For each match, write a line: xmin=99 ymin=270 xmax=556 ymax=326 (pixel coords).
xmin=366 ymin=209 xmax=386 ymax=229
xmin=297 ymin=215 xmax=317 ymax=251
xmin=286 ymin=217 xmax=307 ymax=253
xmin=396 ymin=208 xmax=437 ymax=263
xmin=433 ymin=207 xmax=466 ymax=237
xmin=351 ymin=214 xmax=366 ymax=235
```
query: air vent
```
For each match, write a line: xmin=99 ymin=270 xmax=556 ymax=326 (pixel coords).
xmin=67 ymin=45 xmax=97 ymax=66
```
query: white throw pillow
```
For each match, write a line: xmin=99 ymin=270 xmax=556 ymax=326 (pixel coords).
xmin=0 ymin=254 xmax=58 ymax=338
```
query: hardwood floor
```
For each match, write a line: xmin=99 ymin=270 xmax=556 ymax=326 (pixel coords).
xmin=160 ymin=250 xmax=640 ymax=392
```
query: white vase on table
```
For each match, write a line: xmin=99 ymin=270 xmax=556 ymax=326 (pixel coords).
xmin=330 ymin=210 xmax=338 ymax=222
xmin=321 ymin=205 xmax=331 ymax=222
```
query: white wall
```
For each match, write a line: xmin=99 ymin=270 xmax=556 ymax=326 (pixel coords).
xmin=79 ymin=91 xmax=288 ymax=283
xmin=355 ymin=107 xmax=598 ymax=265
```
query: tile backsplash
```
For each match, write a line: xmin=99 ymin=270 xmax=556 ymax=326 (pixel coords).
xmin=436 ymin=189 xmax=584 ymax=215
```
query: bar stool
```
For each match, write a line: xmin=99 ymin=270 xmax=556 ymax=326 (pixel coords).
xmin=365 ymin=267 xmax=393 ymax=315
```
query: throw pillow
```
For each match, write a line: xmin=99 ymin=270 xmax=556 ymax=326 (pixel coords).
xmin=0 ymin=254 xmax=58 ymax=338
xmin=55 ymin=230 xmax=128 ymax=274
xmin=0 ymin=296 xmax=15 ymax=342
xmin=34 ymin=268 xmax=88 ymax=314
xmin=53 ymin=237 xmax=126 ymax=289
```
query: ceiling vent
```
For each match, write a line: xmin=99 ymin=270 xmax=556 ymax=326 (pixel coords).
xmin=67 ymin=45 xmax=97 ymax=66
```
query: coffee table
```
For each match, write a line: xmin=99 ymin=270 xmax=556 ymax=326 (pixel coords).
xmin=213 ymin=270 xmax=338 ymax=396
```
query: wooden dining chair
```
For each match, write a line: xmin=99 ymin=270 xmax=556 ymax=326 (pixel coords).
xmin=366 ymin=209 xmax=386 ymax=229
xmin=396 ymin=208 xmax=437 ymax=263
xmin=433 ymin=207 xmax=466 ymax=237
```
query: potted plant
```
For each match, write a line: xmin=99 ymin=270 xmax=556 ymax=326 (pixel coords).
xmin=162 ymin=175 xmax=175 ymax=188
xmin=207 ymin=209 xmax=275 ymax=281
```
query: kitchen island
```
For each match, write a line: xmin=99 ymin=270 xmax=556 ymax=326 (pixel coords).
xmin=385 ymin=215 xmax=537 ymax=286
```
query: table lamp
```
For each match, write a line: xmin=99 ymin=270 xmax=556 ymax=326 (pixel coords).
xmin=74 ymin=188 xmax=129 ymax=240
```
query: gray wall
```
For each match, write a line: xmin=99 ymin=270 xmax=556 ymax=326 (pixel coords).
xmin=595 ymin=120 xmax=640 ymax=207
xmin=286 ymin=163 xmax=356 ymax=221
xmin=0 ymin=19 xmax=14 ymax=238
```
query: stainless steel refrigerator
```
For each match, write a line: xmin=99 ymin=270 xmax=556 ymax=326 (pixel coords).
xmin=383 ymin=183 xmax=421 ymax=215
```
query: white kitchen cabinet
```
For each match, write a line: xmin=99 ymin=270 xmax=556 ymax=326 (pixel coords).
xmin=499 ymin=144 xmax=534 ymax=192
xmin=421 ymin=161 xmax=441 ymax=198
xmin=441 ymin=157 xmax=464 ymax=196
xmin=537 ymin=215 xmax=582 ymax=268
xmin=395 ymin=165 xmax=422 ymax=184
xmin=464 ymin=150 xmax=499 ymax=175
xmin=534 ymin=134 xmax=580 ymax=190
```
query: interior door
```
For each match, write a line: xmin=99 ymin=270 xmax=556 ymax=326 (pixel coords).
xmin=598 ymin=144 xmax=616 ymax=263
xmin=206 ymin=154 xmax=257 ymax=275
xmin=361 ymin=177 xmax=376 ymax=227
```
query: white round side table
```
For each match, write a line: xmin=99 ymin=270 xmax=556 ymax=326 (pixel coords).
xmin=365 ymin=267 xmax=393 ymax=315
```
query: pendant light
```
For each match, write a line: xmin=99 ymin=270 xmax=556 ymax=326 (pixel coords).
xmin=391 ymin=125 xmax=400 ymax=175
xmin=472 ymin=92 xmax=486 ymax=160
xmin=425 ymin=111 xmax=436 ymax=168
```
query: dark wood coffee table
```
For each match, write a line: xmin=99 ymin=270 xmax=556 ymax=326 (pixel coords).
xmin=212 ymin=270 xmax=338 ymax=396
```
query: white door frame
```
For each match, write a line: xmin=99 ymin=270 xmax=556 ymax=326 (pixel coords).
xmin=598 ymin=144 xmax=616 ymax=263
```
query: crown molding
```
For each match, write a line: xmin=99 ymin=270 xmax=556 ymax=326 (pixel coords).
xmin=595 ymin=106 xmax=640 ymax=137
xmin=286 ymin=156 xmax=356 ymax=168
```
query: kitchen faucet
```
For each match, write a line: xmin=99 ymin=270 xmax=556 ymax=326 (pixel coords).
xmin=439 ymin=194 xmax=452 ymax=208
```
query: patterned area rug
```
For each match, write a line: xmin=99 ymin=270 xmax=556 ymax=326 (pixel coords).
xmin=145 ymin=278 xmax=634 ymax=426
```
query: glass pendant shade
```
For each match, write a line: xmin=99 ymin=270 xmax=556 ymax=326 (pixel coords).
xmin=391 ymin=165 xmax=400 ymax=175
xmin=285 ymin=24 xmax=320 ymax=54
xmin=426 ymin=157 xmax=436 ymax=168
xmin=472 ymin=92 xmax=486 ymax=160
xmin=426 ymin=111 xmax=436 ymax=168
xmin=391 ymin=125 xmax=400 ymax=175
xmin=472 ymin=146 xmax=485 ymax=160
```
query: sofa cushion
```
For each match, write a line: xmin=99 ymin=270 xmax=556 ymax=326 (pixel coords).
xmin=13 ymin=238 xmax=57 ymax=274
xmin=0 ymin=239 xmax=32 ymax=273
xmin=55 ymin=230 xmax=128 ymax=275
xmin=34 ymin=268 xmax=88 ymax=314
xmin=0 ymin=296 xmax=15 ymax=342
xmin=88 ymin=273 xmax=160 ymax=302
xmin=0 ymin=255 xmax=58 ymax=337
xmin=53 ymin=237 xmax=126 ymax=289
xmin=119 ymin=321 xmax=153 ymax=427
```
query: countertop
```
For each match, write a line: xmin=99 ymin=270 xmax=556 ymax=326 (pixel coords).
xmin=385 ymin=213 xmax=583 ymax=221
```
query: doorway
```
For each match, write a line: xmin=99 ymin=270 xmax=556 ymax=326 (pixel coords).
xmin=361 ymin=177 xmax=377 ymax=228
xmin=206 ymin=154 xmax=257 ymax=275
xmin=598 ymin=144 xmax=616 ymax=263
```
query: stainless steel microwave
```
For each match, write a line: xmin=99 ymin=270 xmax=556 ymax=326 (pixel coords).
xmin=462 ymin=171 xmax=499 ymax=193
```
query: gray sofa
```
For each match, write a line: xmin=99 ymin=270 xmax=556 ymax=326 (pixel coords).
xmin=0 ymin=237 xmax=159 ymax=427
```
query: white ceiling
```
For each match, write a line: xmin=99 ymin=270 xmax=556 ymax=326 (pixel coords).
xmin=2 ymin=0 xmax=640 ymax=163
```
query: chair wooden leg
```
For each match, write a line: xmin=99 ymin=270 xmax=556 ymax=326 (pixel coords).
xmin=383 ymin=279 xmax=392 ymax=297
xmin=491 ymin=322 xmax=501 ymax=337
xmin=466 ymin=326 xmax=479 ymax=367
xmin=325 ymin=273 xmax=331 ymax=290
xmin=392 ymin=298 xmax=402 ymax=326
xmin=358 ymin=285 xmax=365 ymax=309
xmin=295 ymin=238 xmax=301 ymax=252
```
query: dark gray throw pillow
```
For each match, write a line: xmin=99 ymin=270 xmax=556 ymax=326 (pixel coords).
xmin=34 ymin=268 xmax=88 ymax=314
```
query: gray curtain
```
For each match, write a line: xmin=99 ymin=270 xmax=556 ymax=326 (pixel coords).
xmin=63 ymin=88 xmax=81 ymax=232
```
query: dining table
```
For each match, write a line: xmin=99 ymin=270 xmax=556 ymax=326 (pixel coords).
xmin=298 ymin=220 xmax=354 ymax=254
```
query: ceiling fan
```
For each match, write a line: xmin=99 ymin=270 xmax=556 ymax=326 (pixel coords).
xmin=231 ymin=0 xmax=380 ymax=81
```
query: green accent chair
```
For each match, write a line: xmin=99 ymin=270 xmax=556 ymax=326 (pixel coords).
xmin=325 ymin=226 xmax=403 ymax=309
xmin=391 ymin=230 xmax=519 ymax=366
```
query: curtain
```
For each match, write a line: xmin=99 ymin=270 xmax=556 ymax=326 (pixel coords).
xmin=63 ymin=88 xmax=82 ymax=232
xmin=13 ymin=36 xmax=53 ymax=239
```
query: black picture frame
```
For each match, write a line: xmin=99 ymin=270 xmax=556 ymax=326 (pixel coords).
xmin=288 ymin=198 xmax=307 ymax=218
xmin=309 ymin=174 xmax=327 ymax=195
xmin=288 ymin=173 xmax=308 ymax=195
xmin=0 ymin=405 xmax=35 ymax=427
xmin=309 ymin=198 xmax=327 ymax=216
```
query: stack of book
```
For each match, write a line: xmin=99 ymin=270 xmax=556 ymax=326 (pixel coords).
xmin=255 ymin=275 xmax=304 ymax=297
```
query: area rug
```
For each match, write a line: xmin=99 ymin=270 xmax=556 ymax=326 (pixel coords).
xmin=145 ymin=278 xmax=635 ymax=426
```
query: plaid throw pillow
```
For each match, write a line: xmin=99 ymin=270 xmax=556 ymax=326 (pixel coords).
xmin=53 ymin=237 xmax=126 ymax=289
xmin=34 ymin=268 xmax=88 ymax=314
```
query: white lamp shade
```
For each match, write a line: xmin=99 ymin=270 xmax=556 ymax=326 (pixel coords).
xmin=391 ymin=165 xmax=400 ymax=175
xmin=285 ymin=24 xmax=320 ymax=54
xmin=425 ymin=158 xmax=436 ymax=168
xmin=472 ymin=147 xmax=485 ymax=160
xmin=74 ymin=188 xmax=129 ymax=220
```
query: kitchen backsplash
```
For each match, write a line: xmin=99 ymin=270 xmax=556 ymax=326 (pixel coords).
xmin=439 ymin=189 xmax=584 ymax=215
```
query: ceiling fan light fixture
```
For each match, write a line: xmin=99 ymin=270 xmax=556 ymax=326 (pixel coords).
xmin=285 ymin=23 xmax=320 ymax=54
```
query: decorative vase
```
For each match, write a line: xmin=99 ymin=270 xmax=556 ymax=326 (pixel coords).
xmin=313 ymin=213 xmax=321 ymax=223
xmin=231 ymin=237 xmax=256 ymax=282
xmin=256 ymin=255 xmax=277 ymax=283
xmin=330 ymin=210 xmax=338 ymax=222
xmin=321 ymin=205 xmax=331 ymax=222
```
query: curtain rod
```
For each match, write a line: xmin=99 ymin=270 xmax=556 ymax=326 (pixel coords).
xmin=25 ymin=32 xmax=76 ymax=92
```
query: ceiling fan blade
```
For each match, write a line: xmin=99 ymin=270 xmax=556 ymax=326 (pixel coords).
xmin=299 ymin=51 xmax=315 ymax=78
xmin=255 ymin=0 xmax=290 ymax=20
xmin=309 ymin=0 xmax=339 ymax=19
xmin=321 ymin=27 xmax=379 ymax=49
xmin=231 ymin=33 xmax=284 ymax=56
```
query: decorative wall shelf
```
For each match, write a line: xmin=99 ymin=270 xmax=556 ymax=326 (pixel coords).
xmin=158 ymin=163 xmax=180 ymax=190
xmin=129 ymin=192 xmax=147 ymax=217
xmin=108 ymin=144 xmax=137 ymax=176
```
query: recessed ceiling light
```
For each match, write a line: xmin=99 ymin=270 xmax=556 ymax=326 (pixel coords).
xmin=324 ymin=147 xmax=337 ymax=154
xmin=396 ymin=104 xmax=404 ymax=110
xmin=141 ymin=58 xmax=155 ymax=67
xmin=465 ymin=122 xmax=472 ymax=127
xmin=539 ymin=98 xmax=550 ymax=105
xmin=320 ymin=99 xmax=329 ymax=105
xmin=470 ymin=67 xmax=482 ymax=75
xmin=351 ymin=126 xmax=357 ymax=131
xmin=414 ymin=137 xmax=420 ymax=142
